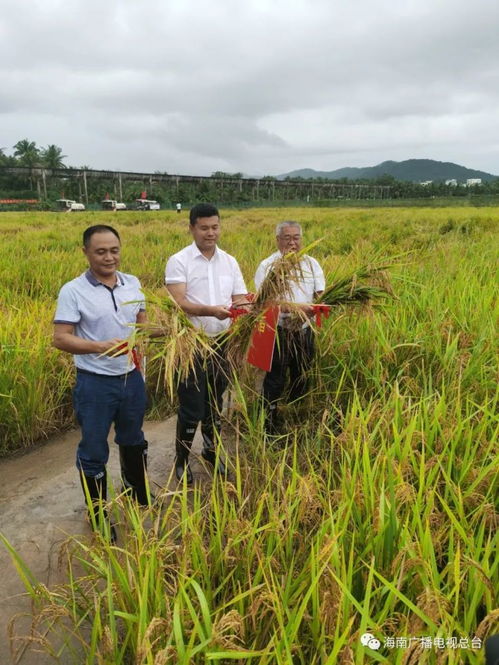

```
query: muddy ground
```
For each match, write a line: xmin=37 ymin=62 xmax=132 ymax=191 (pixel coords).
xmin=0 ymin=417 xmax=214 ymax=665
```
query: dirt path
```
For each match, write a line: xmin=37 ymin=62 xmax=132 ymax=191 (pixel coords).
xmin=0 ymin=417 xmax=211 ymax=665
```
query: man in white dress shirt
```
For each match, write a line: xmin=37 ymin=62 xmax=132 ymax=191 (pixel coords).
xmin=165 ymin=203 xmax=247 ymax=483
xmin=254 ymin=221 xmax=325 ymax=436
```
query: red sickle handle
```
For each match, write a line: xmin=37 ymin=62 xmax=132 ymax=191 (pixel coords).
xmin=115 ymin=343 xmax=142 ymax=372
xmin=131 ymin=348 xmax=142 ymax=372
xmin=312 ymin=304 xmax=331 ymax=328
xmin=115 ymin=342 xmax=129 ymax=355
xmin=229 ymin=293 xmax=255 ymax=320
xmin=228 ymin=306 xmax=248 ymax=320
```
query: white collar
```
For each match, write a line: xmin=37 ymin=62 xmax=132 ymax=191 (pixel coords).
xmin=191 ymin=241 xmax=219 ymax=260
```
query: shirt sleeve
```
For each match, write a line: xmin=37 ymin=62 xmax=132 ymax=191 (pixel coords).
xmin=254 ymin=260 xmax=267 ymax=290
xmin=311 ymin=258 xmax=326 ymax=292
xmin=165 ymin=254 xmax=186 ymax=285
xmin=54 ymin=283 xmax=81 ymax=324
xmin=232 ymin=258 xmax=247 ymax=295
xmin=134 ymin=277 xmax=146 ymax=311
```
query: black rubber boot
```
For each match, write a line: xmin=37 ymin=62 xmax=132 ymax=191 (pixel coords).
xmin=263 ymin=403 xmax=288 ymax=449
xmin=79 ymin=470 xmax=116 ymax=543
xmin=174 ymin=421 xmax=196 ymax=484
xmin=486 ymin=634 xmax=499 ymax=665
xmin=119 ymin=441 xmax=151 ymax=506
xmin=264 ymin=402 xmax=280 ymax=436
xmin=201 ymin=419 xmax=228 ymax=477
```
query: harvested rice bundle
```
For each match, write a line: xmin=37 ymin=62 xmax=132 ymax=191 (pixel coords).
xmin=253 ymin=249 xmax=303 ymax=305
xmin=317 ymin=263 xmax=393 ymax=308
xmin=227 ymin=258 xmax=394 ymax=370
xmin=127 ymin=290 xmax=214 ymax=400
xmin=226 ymin=250 xmax=307 ymax=367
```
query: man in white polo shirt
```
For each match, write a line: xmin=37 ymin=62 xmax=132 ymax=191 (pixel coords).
xmin=53 ymin=224 xmax=150 ymax=538
xmin=254 ymin=220 xmax=325 ymax=436
xmin=165 ymin=203 xmax=247 ymax=483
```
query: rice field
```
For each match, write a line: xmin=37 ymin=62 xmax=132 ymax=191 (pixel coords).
xmin=1 ymin=206 xmax=498 ymax=663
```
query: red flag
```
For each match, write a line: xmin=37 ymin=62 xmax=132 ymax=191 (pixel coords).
xmin=247 ymin=306 xmax=280 ymax=371
xmin=312 ymin=304 xmax=331 ymax=328
xmin=141 ymin=190 xmax=147 ymax=199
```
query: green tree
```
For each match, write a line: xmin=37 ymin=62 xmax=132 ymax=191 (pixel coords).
xmin=374 ymin=174 xmax=396 ymax=186
xmin=41 ymin=144 xmax=66 ymax=169
xmin=211 ymin=171 xmax=242 ymax=179
xmin=13 ymin=139 xmax=40 ymax=167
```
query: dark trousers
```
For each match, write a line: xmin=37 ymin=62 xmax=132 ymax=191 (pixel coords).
xmin=486 ymin=634 xmax=499 ymax=665
xmin=177 ymin=340 xmax=229 ymax=431
xmin=73 ymin=369 xmax=146 ymax=476
xmin=262 ymin=325 xmax=315 ymax=407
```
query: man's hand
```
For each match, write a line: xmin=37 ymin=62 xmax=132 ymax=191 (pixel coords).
xmin=54 ymin=323 xmax=129 ymax=356
xmin=280 ymin=303 xmax=315 ymax=316
xmin=167 ymin=283 xmax=232 ymax=320
xmin=232 ymin=293 xmax=254 ymax=311
xmin=300 ymin=304 xmax=315 ymax=317
xmin=98 ymin=338 xmax=127 ymax=355
xmin=210 ymin=305 xmax=232 ymax=320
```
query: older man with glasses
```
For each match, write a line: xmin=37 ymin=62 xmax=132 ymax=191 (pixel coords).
xmin=254 ymin=220 xmax=325 ymax=437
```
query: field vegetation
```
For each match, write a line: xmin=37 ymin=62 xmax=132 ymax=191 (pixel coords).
xmin=4 ymin=141 xmax=499 ymax=208
xmin=1 ymin=207 xmax=498 ymax=663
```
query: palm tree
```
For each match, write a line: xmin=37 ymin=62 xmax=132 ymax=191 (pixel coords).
xmin=13 ymin=139 xmax=40 ymax=168
xmin=41 ymin=144 xmax=67 ymax=169
xmin=13 ymin=139 xmax=42 ymax=191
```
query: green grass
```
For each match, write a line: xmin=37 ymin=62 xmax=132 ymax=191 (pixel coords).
xmin=2 ymin=403 xmax=497 ymax=663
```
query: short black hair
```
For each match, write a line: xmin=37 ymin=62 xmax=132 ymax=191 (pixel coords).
xmin=189 ymin=203 xmax=219 ymax=226
xmin=83 ymin=225 xmax=121 ymax=247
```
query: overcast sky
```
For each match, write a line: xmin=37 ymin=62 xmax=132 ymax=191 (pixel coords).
xmin=2 ymin=0 xmax=499 ymax=176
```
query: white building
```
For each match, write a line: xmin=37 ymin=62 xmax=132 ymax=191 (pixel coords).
xmin=445 ymin=179 xmax=458 ymax=186
xmin=420 ymin=180 xmax=433 ymax=186
xmin=466 ymin=178 xmax=482 ymax=186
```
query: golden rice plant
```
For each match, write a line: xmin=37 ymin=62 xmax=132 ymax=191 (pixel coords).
xmin=226 ymin=248 xmax=312 ymax=367
xmin=134 ymin=289 xmax=215 ymax=400
xmin=317 ymin=262 xmax=394 ymax=308
xmin=227 ymin=251 xmax=396 ymax=370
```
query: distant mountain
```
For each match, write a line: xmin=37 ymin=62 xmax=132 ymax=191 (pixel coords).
xmin=278 ymin=159 xmax=498 ymax=183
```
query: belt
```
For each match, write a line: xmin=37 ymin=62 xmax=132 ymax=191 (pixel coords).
xmin=278 ymin=322 xmax=311 ymax=331
xmin=76 ymin=367 xmax=136 ymax=379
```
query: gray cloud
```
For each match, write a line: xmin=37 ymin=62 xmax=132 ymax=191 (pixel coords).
xmin=2 ymin=0 xmax=499 ymax=175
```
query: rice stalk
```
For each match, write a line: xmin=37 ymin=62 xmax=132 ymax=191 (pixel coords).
xmin=114 ymin=289 xmax=217 ymax=400
xmin=318 ymin=262 xmax=394 ymax=308
xmin=226 ymin=247 xmax=317 ymax=368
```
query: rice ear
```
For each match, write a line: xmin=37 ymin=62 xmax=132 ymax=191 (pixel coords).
xmin=131 ymin=288 xmax=214 ymax=400
xmin=317 ymin=261 xmax=394 ymax=307
xmin=226 ymin=250 xmax=306 ymax=367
